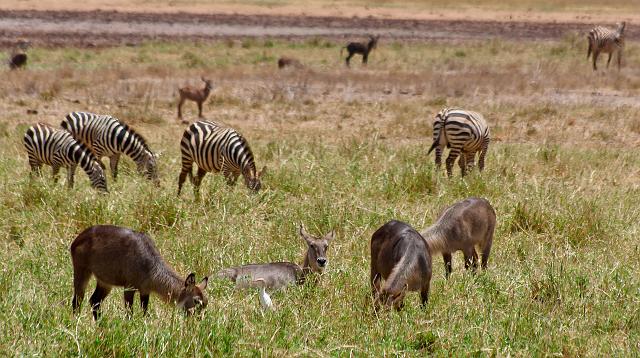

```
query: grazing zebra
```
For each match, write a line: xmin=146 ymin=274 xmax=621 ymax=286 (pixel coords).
xmin=427 ymin=108 xmax=490 ymax=177
xmin=23 ymin=123 xmax=108 ymax=192
xmin=178 ymin=120 xmax=266 ymax=195
xmin=587 ymin=22 xmax=626 ymax=71
xmin=60 ymin=112 xmax=159 ymax=185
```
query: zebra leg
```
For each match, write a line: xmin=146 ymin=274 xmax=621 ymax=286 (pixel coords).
xmin=445 ymin=150 xmax=461 ymax=178
xmin=434 ymin=147 xmax=442 ymax=169
xmin=592 ymin=50 xmax=599 ymax=71
xmin=29 ymin=159 xmax=42 ymax=177
xmin=607 ymin=52 xmax=613 ymax=68
xmin=67 ymin=165 xmax=77 ymax=189
xmin=466 ymin=151 xmax=476 ymax=172
xmin=479 ymin=139 xmax=490 ymax=172
xmin=458 ymin=152 xmax=468 ymax=177
xmin=52 ymin=165 xmax=61 ymax=183
xmin=109 ymin=154 xmax=120 ymax=181
xmin=193 ymin=167 xmax=207 ymax=196
xmin=177 ymin=159 xmax=193 ymax=196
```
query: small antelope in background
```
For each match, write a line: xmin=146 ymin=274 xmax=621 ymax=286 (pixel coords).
xmin=371 ymin=220 xmax=432 ymax=311
xmin=71 ymin=225 xmax=208 ymax=320
xmin=587 ymin=22 xmax=626 ymax=71
xmin=341 ymin=35 xmax=379 ymax=67
xmin=216 ymin=225 xmax=335 ymax=290
xmin=177 ymin=77 xmax=214 ymax=121
xmin=8 ymin=39 xmax=30 ymax=70
xmin=277 ymin=56 xmax=304 ymax=69
xmin=421 ymin=197 xmax=496 ymax=278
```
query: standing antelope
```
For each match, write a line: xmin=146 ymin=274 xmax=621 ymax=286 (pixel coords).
xmin=177 ymin=77 xmax=214 ymax=120
xmin=23 ymin=123 xmax=108 ymax=192
xmin=370 ymin=220 xmax=432 ymax=311
xmin=421 ymin=197 xmax=496 ymax=278
xmin=342 ymin=35 xmax=379 ymax=67
xmin=216 ymin=225 xmax=335 ymax=290
xmin=428 ymin=108 xmax=490 ymax=177
xmin=587 ymin=22 xmax=626 ymax=71
xmin=178 ymin=120 xmax=266 ymax=195
xmin=71 ymin=225 xmax=208 ymax=320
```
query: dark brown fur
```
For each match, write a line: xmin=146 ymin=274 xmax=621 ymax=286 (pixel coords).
xmin=177 ymin=77 xmax=213 ymax=120
xmin=341 ymin=35 xmax=379 ymax=67
xmin=421 ymin=197 xmax=496 ymax=278
xmin=277 ymin=56 xmax=304 ymax=69
xmin=71 ymin=225 xmax=208 ymax=320
xmin=370 ymin=220 xmax=432 ymax=311
xmin=216 ymin=225 xmax=334 ymax=290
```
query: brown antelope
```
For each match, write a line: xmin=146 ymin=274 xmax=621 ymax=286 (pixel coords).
xmin=421 ymin=197 xmax=496 ymax=278
xmin=341 ymin=35 xmax=379 ymax=67
xmin=177 ymin=77 xmax=214 ymax=120
xmin=370 ymin=220 xmax=432 ymax=311
xmin=8 ymin=39 xmax=30 ymax=70
xmin=71 ymin=225 xmax=208 ymax=320
xmin=216 ymin=225 xmax=335 ymax=290
xmin=277 ymin=56 xmax=304 ymax=69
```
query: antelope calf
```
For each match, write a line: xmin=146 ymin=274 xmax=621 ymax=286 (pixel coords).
xmin=342 ymin=35 xmax=379 ymax=67
xmin=71 ymin=225 xmax=208 ymax=320
xmin=277 ymin=56 xmax=304 ymax=69
xmin=216 ymin=225 xmax=335 ymax=290
xmin=177 ymin=77 xmax=214 ymax=120
xmin=421 ymin=197 xmax=496 ymax=278
xmin=370 ymin=220 xmax=432 ymax=311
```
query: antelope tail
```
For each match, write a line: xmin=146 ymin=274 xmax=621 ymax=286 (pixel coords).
xmin=383 ymin=250 xmax=415 ymax=294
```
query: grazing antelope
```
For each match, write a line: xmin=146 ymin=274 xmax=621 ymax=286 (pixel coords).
xmin=341 ymin=35 xmax=379 ymax=67
xmin=71 ymin=225 xmax=208 ymax=320
xmin=277 ymin=56 xmax=304 ymax=69
xmin=587 ymin=22 xmax=626 ymax=71
xmin=177 ymin=77 xmax=214 ymax=120
xmin=421 ymin=197 xmax=496 ymax=278
xmin=8 ymin=39 xmax=30 ymax=70
xmin=216 ymin=225 xmax=335 ymax=290
xmin=370 ymin=220 xmax=432 ymax=311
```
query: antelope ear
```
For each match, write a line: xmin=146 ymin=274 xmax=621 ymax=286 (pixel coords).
xmin=299 ymin=224 xmax=312 ymax=243
xmin=185 ymin=273 xmax=196 ymax=287
xmin=197 ymin=277 xmax=208 ymax=290
xmin=324 ymin=230 xmax=336 ymax=242
xmin=258 ymin=166 xmax=267 ymax=178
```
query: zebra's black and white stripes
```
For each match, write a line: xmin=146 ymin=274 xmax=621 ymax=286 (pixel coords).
xmin=61 ymin=112 xmax=159 ymax=185
xmin=587 ymin=22 xmax=625 ymax=71
xmin=23 ymin=123 xmax=108 ymax=192
xmin=428 ymin=108 xmax=490 ymax=177
xmin=178 ymin=120 xmax=266 ymax=195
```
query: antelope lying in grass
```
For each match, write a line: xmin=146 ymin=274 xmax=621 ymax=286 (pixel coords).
xmin=371 ymin=220 xmax=432 ymax=311
xmin=341 ymin=35 xmax=379 ymax=67
xmin=216 ymin=225 xmax=335 ymax=289
xmin=71 ymin=225 xmax=208 ymax=320
xmin=421 ymin=197 xmax=496 ymax=278
xmin=277 ymin=56 xmax=304 ymax=69
xmin=177 ymin=77 xmax=214 ymax=121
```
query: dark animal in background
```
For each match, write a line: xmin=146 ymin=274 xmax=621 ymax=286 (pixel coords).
xmin=341 ymin=35 xmax=379 ymax=67
xmin=178 ymin=77 xmax=214 ymax=120
xmin=421 ymin=197 xmax=496 ymax=278
xmin=7 ymin=39 xmax=30 ymax=70
xmin=277 ymin=56 xmax=304 ymax=69
xmin=216 ymin=225 xmax=335 ymax=289
xmin=370 ymin=220 xmax=432 ymax=311
xmin=71 ymin=225 xmax=208 ymax=320
xmin=587 ymin=22 xmax=626 ymax=71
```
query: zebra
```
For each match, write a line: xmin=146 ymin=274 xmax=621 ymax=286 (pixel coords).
xmin=23 ymin=123 xmax=108 ymax=192
xmin=60 ymin=112 xmax=159 ymax=186
xmin=178 ymin=120 xmax=266 ymax=195
xmin=587 ymin=22 xmax=626 ymax=71
xmin=427 ymin=108 xmax=490 ymax=177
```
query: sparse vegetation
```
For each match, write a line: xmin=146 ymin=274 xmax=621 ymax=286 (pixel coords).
xmin=1 ymin=34 xmax=640 ymax=356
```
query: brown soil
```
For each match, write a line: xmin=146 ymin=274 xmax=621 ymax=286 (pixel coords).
xmin=0 ymin=9 xmax=635 ymax=48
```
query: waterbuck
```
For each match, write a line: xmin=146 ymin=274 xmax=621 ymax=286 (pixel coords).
xmin=421 ymin=197 xmax=496 ymax=278
xmin=277 ymin=56 xmax=304 ymax=69
xmin=71 ymin=225 xmax=208 ymax=320
xmin=216 ymin=225 xmax=335 ymax=290
xmin=370 ymin=220 xmax=432 ymax=311
xmin=341 ymin=35 xmax=379 ymax=67
xmin=177 ymin=77 xmax=214 ymax=121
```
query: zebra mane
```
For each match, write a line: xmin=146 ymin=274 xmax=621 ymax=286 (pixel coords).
xmin=72 ymin=135 xmax=102 ymax=165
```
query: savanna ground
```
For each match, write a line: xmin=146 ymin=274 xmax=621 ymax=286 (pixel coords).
xmin=1 ymin=2 xmax=640 ymax=356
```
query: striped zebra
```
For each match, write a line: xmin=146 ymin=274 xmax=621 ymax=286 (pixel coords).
xmin=587 ymin=22 xmax=626 ymax=71
xmin=23 ymin=123 xmax=108 ymax=192
xmin=427 ymin=108 xmax=490 ymax=177
xmin=60 ymin=112 xmax=159 ymax=185
xmin=178 ymin=120 xmax=266 ymax=195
